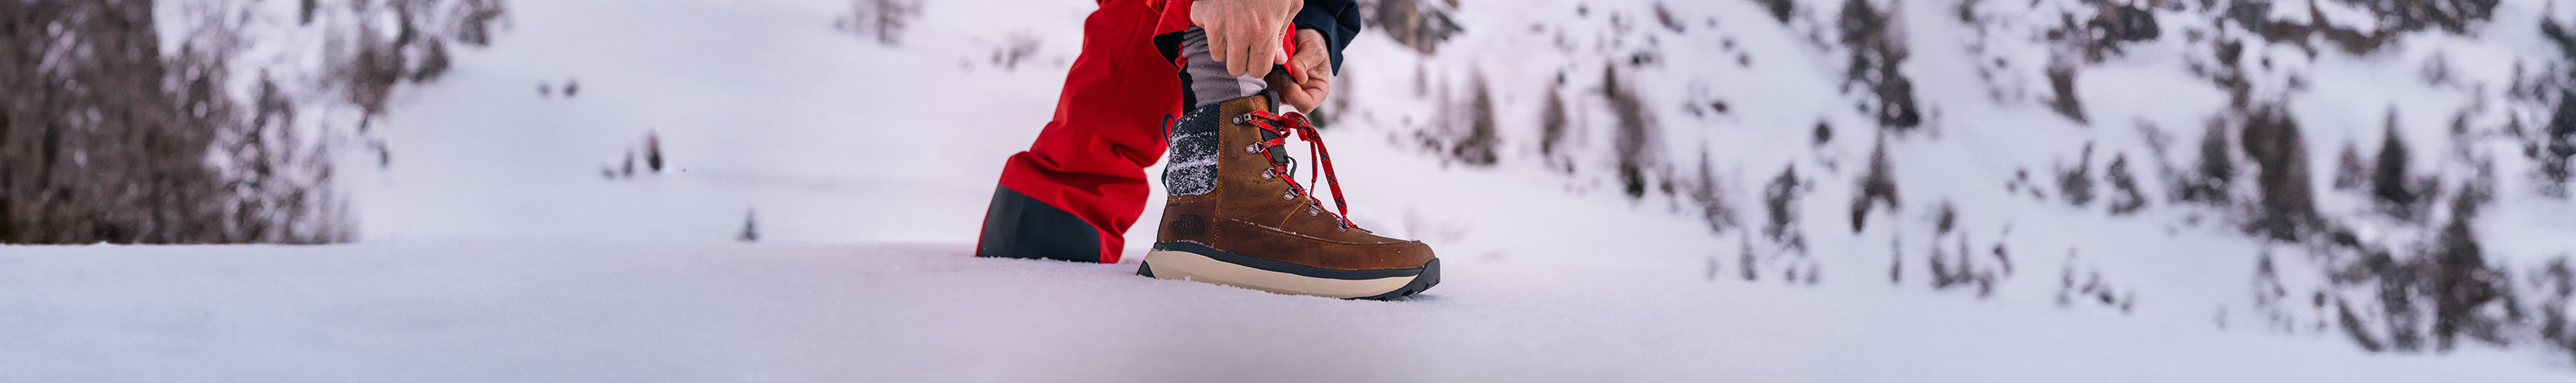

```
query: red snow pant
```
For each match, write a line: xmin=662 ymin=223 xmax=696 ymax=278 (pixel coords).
xmin=974 ymin=0 xmax=1197 ymax=264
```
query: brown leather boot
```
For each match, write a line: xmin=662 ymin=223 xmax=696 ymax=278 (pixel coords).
xmin=1139 ymin=93 xmax=1440 ymax=300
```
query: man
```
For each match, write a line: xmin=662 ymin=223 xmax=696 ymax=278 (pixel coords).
xmin=973 ymin=0 xmax=1440 ymax=300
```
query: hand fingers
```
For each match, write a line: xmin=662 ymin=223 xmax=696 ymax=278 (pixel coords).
xmin=1227 ymin=28 xmax=1254 ymax=77
xmin=1205 ymin=26 xmax=1234 ymax=76
xmin=1271 ymin=25 xmax=1292 ymax=69
xmin=1291 ymin=47 xmax=1321 ymax=83
xmin=1306 ymin=78 xmax=1329 ymax=109
xmin=1263 ymin=72 xmax=1312 ymax=111
xmin=1192 ymin=9 xmax=1223 ymax=69
xmin=1301 ymin=65 xmax=1331 ymax=112
xmin=1300 ymin=72 xmax=1328 ymax=109
xmin=1243 ymin=31 xmax=1276 ymax=80
xmin=1290 ymin=31 xmax=1326 ymax=83
xmin=1281 ymin=86 xmax=1317 ymax=112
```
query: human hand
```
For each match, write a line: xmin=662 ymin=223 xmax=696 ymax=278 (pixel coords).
xmin=1266 ymin=29 xmax=1332 ymax=113
xmin=1191 ymin=0 xmax=1301 ymax=79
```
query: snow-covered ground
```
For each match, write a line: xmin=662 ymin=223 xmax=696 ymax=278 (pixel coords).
xmin=16 ymin=0 xmax=2575 ymax=380
xmin=2 ymin=242 xmax=2561 ymax=382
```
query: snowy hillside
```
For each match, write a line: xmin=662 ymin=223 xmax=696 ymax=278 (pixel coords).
xmin=1328 ymin=0 xmax=2576 ymax=363
xmin=6 ymin=0 xmax=2574 ymax=380
xmin=1349 ymin=0 xmax=2576 ymax=362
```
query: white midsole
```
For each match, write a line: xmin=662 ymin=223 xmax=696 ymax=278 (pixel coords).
xmin=1142 ymin=250 xmax=1415 ymax=299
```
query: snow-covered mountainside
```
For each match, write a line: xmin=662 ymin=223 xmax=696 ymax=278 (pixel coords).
xmin=1333 ymin=0 xmax=2576 ymax=362
xmin=8 ymin=0 xmax=2573 ymax=379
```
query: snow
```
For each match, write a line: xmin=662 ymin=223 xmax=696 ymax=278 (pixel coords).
xmin=338 ymin=0 xmax=1093 ymax=244
xmin=2 ymin=242 xmax=2561 ymax=382
xmin=27 ymin=0 xmax=2576 ymax=380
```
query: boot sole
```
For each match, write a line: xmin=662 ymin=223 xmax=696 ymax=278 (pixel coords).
xmin=1136 ymin=242 xmax=1440 ymax=300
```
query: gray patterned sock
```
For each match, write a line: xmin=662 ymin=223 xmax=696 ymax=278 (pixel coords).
xmin=1178 ymin=27 xmax=1267 ymax=108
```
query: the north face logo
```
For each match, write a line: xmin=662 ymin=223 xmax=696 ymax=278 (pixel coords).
xmin=1171 ymin=214 xmax=1206 ymax=236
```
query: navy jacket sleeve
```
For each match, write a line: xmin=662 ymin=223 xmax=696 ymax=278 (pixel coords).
xmin=1293 ymin=0 xmax=1362 ymax=74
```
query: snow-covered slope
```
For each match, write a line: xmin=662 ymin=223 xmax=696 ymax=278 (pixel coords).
xmin=1328 ymin=0 xmax=2576 ymax=364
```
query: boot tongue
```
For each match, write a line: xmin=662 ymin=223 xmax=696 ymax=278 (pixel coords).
xmin=1254 ymin=91 xmax=1295 ymax=165
xmin=1260 ymin=129 xmax=1292 ymax=165
xmin=1257 ymin=90 xmax=1283 ymax=114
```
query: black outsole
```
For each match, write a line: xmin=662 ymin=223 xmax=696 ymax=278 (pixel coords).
xmin=1135 ymin=257 xmax=1441 ymax=301
xmin=1351 ymin=258 xmax=1440 ymax=301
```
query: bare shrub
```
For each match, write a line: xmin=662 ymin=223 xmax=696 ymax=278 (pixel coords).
xmin=1370 ymin=0 xmax=1461 ymax=55
xmin=1763 ymin=165 xmax=1808 ymax=253
xmin=2324 ymin=180 xmax=2513 ymax=353
xmin=2535 ymin=258 xmax=2576 ymax=360
xmin=2106 ymin=153 xmax=2147 ymax=214
xmin=836 ymin=0 xmax=919 ymax=46
xmin=2427 ymin=184 xmax=2506 ymax=350
xmin=1751 ymin=0 xmax=1792 ymax=24
xmin=1849 ymin=136 xmax=1899 ymax=232
xmin=2331 ymin=0 xmax=2499 ymax=34
xmin=1929 ymin=234 xmax=1999 ymax=297
xmin=2374 ymin=116 xmax=2430 ymax=220
xmin=1651 ymin=2 xmax=1684 ymax=32
xmin=1740 ymin=237 xmax=1761 ymax=282
xmin=1537 ymin=83 xmax=1569 ymax=158
xmin=451 ymin=0 xmax=506 ymax=47
xmin=2223 ymin=0 xmax=2492 ymax=56
xmin=412 ymin=39 xmax=451 ymax=83
xmin=2341 ymin=298 xmax=2389 ymax=352
xmin=1605 ymin=66 xmax=1658 ymax=198
xmin=2057 ymin=250 xmax=2137 ymax=313
xmin=1449 ymin=75 xmax=1499 ymax=166
xmin=738 ymin=209 xmax=760 ymax=242
xmin=2058 ymin=142 xmax=2097 ymax=207
xmin=1688 ymin=152 xmax=1740 ymax=234
xmin=991 ymin=32 xmax=1040 ymax=70
xmin=2336 ymin=140 xmax=2371 ymax=191
xmin=2047 ymin=61 xmax=2087 ymax=123
xmin=2174 ymin=119 xmax=2236 ymax=205
xmin=1838 ymin=0 xmax=1921 ymax=131
xmin=2538 ymin=20 xmax=2576 ymax=197
xmin=2072 ymin=2 xmax=2159 ymax=61
xmin=2240 ymin=105 xmax=2318 ymax=241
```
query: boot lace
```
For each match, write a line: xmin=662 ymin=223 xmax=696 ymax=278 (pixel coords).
xmin=1234 ymin=110 xmax=1355 ymax=229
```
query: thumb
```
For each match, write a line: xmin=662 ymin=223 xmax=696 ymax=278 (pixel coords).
xmin=1297 ymin=49 xmax=1325 ymax=83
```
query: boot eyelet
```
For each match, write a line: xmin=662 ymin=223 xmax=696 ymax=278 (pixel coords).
xmin=1282 ymin=191 xmax=1296 ymax=200
xmin=1245 ymin=143 xmax=1260 ymax=153
xmin=1260 ymin=169 xmax=1276 ymax=179
xmin=1233 ymin=116 xmax=1249 ymax=124
xmin=1308 ymin=207 xmax=1319 ymax=216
